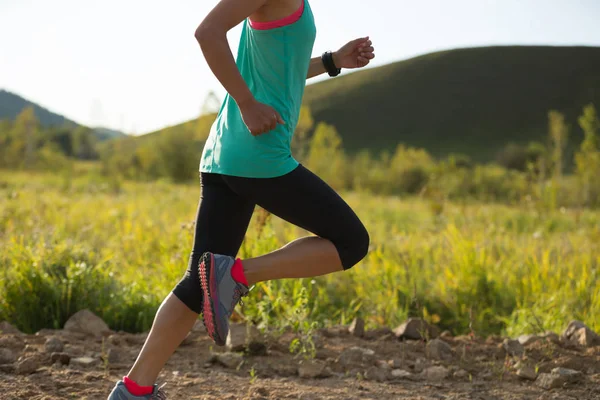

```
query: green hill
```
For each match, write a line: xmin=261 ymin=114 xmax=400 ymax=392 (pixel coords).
xmin=0 ymin=89 xmax=78 ymax=128
xmin=142 ymin=46 xmax=600 ymax=162
xmin=92 ymin=127 xmax=128 ymax=141
xmin=303 ymin=45 xmax=600 ymax=161
xmin=0 ymin=89 xmax=126 ymax=141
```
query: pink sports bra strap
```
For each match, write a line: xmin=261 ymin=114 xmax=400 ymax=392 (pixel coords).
xmin=249 ymin=0 xmax=305 ymax=30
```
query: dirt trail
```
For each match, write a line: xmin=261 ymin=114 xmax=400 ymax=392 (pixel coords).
xmin=1 ymin=316 xmax=599 ymax=400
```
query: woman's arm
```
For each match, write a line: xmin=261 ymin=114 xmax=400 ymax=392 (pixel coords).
xmin=307 ymin=38 xmax=375 ymax=80
xmin=195 ymin=0 xmax=285 ymax=135
xmin=195 ymin=0 xmax=265 ymax=107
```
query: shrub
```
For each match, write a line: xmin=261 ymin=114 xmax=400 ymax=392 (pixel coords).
xmin=0 ymin=245 xmax=158 ymax=334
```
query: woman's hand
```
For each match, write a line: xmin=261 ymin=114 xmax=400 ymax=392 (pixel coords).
xmin=333 ymin=37 xmax=375 ymax=69
xmin=238 ymin=98 xmax=285 ymax=136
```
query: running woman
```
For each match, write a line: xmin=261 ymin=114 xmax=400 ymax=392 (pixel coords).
xmin=108 ymin=0 xmax=374 ymax=398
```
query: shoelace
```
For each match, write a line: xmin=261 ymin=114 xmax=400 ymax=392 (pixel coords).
xmin=151 ymin=383 xmax=168 ymax=400
xmin=231 ymin=285 xmax=249 ymax=309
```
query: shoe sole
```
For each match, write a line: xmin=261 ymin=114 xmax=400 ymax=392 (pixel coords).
xmin=199 ymin=252 xmax=226 ymax=346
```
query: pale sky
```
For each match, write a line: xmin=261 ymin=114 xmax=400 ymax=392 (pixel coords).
xmin=1 ymin=0 xmax=599 ymax=134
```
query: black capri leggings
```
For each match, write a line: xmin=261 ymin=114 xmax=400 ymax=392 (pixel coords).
xmin=172 ymin=164 xmax=370 ymax=314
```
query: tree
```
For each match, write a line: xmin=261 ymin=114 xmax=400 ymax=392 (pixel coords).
xmin=0 ymin=120 xmax=13 ymax=167
xmin=495 ymin=143 xmax=528 ymax=171
xmin=43 ymin=127 xmax=73 ymax=156
xmin=306 ymin=122 xmax=347 ymax=190
xmin=291 ymin=106 xmax=314 ymax=163
xmin=5 ymin=107 xmax=38 ymax=169
xmin=574 ymin=104 xmax=600 ymax=206
xmin=389 ymin=144 xmax=433 ymax=194
xmin=547 ymin=110 xmax=569 ymax=181
xmin=578 ymin=104 xmax=599 ymax=152
xmin=157 ymin=129 xmax=200 ymax=183
xmin=71 ymin=126 xmax=98 ymax=160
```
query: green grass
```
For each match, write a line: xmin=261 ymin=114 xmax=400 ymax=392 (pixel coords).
xmin=1 ymin=170 xmax=598 ymax=336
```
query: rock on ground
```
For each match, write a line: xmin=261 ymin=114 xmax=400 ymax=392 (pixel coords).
xmin=518 ymin=334 xmax=541 ymax=346
xmin=70 ymin=357 xmax=99 ymax=368
xmin=364 ymin=366 xmax=388 ymax=382
xmin=562 ymin=321 xmax=587 ymax=339
xmin=50 ymin=353 xmax=71 ymax=366
xmin=573 ymin=327 xmax=598 ymax=347
xmin=16 ymin=356 xmax=46 ymax=375
xmin=393 ymin=318 xmax=440 ymax=341
xmin=64 ymin=310 xmax=111 ymax=337
xmin=535 ymin=367 xmax=583 ymax=390
xmin=502 ymin=339 xmax=525 ymax=357
xmin=348 ymin=318 xmax=365 ymax=338
xmin=0 ymin=348 xmax=17 ymax=364
xmin=44 ymin=337 xmax=64 ymax=353
xmin=516 ymin=365 xmax=537 ymax=380
xmin=453 ymin=369 xmax=469 ymax=379
xmin=213 ymin=352 xmax=243 ymax=369
xmin=0 ymin=322 xmax=22 ymax=335
xmin=298 ymin=360 xmax=330 ymax=379
xmin=419 ymin=366 xmax=449 ymax=381
xmin=426 ymin=338 xmax=453 ymax=360
xmin=562 ymin=320 xmax=599 ymax=347
xmin=551 ymin=367 xmax=583 ymax=383
xmin=0 ymin=336 xmax=25 ymax=351
xmin=413 ymin=357 xmax=429 ymax=373
xmin=338 ymin=346 xmax=376 ymax=367
xmin=391 ymin=369 xmax=412 ymax=378
xmin=536 ymin=373 xmax=564 ymax=390
xmin=105 ymin=348 xmax=119 ymax=364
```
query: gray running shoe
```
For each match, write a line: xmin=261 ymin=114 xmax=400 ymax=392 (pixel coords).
xmin=199 ymin=252 xmax=249 ymax=346
xmin=107 ymin=381 xmax=167 ymax=400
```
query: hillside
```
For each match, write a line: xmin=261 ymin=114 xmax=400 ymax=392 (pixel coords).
xmin=92 ymin=127 xmax=127 ymax=141
xmin=0 ymin=89 xmax=126 ymax=141
xmin=140 ymin=46 xmax=600 ymax=162
xmin=0 ymin=89 xmax=78 ymax=128
xmin=303 ymin=45 xmax=600 ymax=160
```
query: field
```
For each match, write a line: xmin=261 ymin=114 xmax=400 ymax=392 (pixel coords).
xmin=1 ymin=169 xmax=598 ymax=337
xmin=1 ymin=170 xmax=600 ymax=399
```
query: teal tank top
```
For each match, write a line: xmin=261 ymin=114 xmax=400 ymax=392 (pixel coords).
xmin=200 ymin=0 xmax=317 ymax=178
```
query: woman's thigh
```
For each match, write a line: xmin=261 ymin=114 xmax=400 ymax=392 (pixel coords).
xmin=223 ymin=165 xmax=370 ymax=269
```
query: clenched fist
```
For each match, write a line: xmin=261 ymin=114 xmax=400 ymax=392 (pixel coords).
xmin=238 ymin=98 xmax=285 ymax=136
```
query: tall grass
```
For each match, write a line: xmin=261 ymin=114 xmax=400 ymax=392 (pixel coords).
xmin=1 ymin=170 xmax=598 ymax=336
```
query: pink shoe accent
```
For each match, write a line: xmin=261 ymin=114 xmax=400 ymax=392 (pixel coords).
xmin=200 ymin=255 xmax=217 ymax=341
xmin=249 ymin=0 xmax=304 ymax=30
xmin=230 ymin=258 xmax=248 ymax=286
xmin=123 ymin=376 xmax=153 ymax=396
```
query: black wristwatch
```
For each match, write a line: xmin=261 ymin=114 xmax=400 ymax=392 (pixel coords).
xmin=321 ymin=51 xmax=341 ymax=77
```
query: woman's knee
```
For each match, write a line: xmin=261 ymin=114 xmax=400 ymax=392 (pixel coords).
xmin=339 ymin=222 xmax=370 ymax=270
xmin=172 ymin=252 xmax=203 ymax=314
